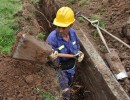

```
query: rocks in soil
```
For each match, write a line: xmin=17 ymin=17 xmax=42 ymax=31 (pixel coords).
xmin=24 ymin=75 xmax=43 ymax=85
xmin=121 ymin=24 xmax=130 ymax=43
xmin=25 ymin=75 xmax=34 ymax=84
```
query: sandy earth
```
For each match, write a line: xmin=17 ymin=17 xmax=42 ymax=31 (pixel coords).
xmin=0 ymin=0 xmax=130 ymax=100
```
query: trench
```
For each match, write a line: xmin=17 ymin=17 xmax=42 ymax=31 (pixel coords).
xmin=35 ymin=0 xmax=130 ymax=100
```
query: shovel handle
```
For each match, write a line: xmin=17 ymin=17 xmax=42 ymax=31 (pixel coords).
xmin=96 ymin=25 xmax=111 ymax=53
xmin=77 ymin=14 xmax=130 ymax=49
xmin=58 ymin=53 xmax=74 ymax=58
xmin=99 ymin=27 xmax=130 ymax=49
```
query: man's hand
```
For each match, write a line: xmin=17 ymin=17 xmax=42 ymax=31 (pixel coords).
xmin=49 ymin=49 xmax=58 ymax=61
xmin=74 ymin=51 xmax=84 ymax=62
xmin=78 ymin=51 xmax=84 ymax=62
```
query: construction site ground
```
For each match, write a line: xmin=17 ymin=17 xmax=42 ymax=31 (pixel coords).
xmin=0 ymin=0 xmax=130 ymax=100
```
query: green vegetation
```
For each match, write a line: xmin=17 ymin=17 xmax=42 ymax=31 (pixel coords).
xmin=90 ymin=14 xmax=105 ymax=38
xmin=36 ymin=32 xmax=46 ymax=40
xmin=34 ymin=88 xmax=59 ymax=100
xmin=77 ymin=16 xmax=85 ymax=23
xmin=0 ymin=0 xmax=22 ymax=54
xmin=91 ymin=14 xmax=105 ymax=28
xmin=93 ymin=31 xmax=99 ymax=39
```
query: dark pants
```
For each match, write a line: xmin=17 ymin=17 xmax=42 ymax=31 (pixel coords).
xmin=57 ymin=66 xmax=75 ymax=100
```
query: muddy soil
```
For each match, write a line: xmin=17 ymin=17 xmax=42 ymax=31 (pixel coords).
xmin=1 ymin=0 xmax=130 ymax=100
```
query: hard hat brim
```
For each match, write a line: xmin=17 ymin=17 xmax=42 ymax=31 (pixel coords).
xmin=53 ymin=18 xmax=75 ymax=27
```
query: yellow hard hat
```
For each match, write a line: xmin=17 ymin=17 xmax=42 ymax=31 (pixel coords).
xmin=53 ymin=7 xmax=75 ymax=27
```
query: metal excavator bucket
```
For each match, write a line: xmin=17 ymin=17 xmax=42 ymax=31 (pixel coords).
xmin=12 ymin=34 xmax=52 ymax=63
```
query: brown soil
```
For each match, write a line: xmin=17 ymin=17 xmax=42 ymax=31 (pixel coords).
xmin=56 ymin=0 xmax=130 ymax=97
xmin=0 ymin=0 xmax=61 ymax=100
xmin=1 ymin=0 xmax=130 ymax=100
xmin=0 ymin=55 xmax=61 ymax=100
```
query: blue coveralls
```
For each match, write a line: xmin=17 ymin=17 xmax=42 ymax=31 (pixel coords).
xmin=46 ymin=28 xmax=80 ymax=99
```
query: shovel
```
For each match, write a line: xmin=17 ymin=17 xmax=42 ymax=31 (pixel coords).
xmin=12 ymin=33 xmax=79 ymax=63
xmin=12 ymin=34 xmax=52 ymax=63
xmin=76 ymin=12 xmax=128 ymax=80
xmin=76 ymin=12 xmax=130 ymax=49
xmin=95 ymin=22 xmax=128 ymax=80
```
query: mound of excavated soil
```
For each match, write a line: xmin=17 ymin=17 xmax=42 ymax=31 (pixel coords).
xmin=0 ymin=0 xmax=62 ymax=99
xmin=0 ymin=55 xmax=61 ymax=100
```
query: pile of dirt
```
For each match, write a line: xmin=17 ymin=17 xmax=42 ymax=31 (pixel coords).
xmin=0 ymin=55 xmax=61 ymax=100
xmin=0 ymin=0 xmax=62 ymax=100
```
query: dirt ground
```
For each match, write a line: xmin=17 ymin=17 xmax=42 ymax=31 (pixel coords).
xmin=1 ymin=0 xmax=130 ymax=100
xmin=72 ymin=0 xmax=130 ymax=96
xmin=56 ymin=0 xmax=130 ymax=96
xmin=0 ymin=0 xmax=61 ymax=100
xmin=0 ymin=55 xmax=61 ymax=100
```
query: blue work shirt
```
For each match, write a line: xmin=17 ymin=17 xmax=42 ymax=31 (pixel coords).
xmin=46 ymin=28 xmax=80 ymax=62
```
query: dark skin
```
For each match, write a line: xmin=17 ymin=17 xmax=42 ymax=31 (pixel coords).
xmin=49 ymin=24 xmax=76 ymax=59
xmin=57 ymin=25 xmax=73 ymax=41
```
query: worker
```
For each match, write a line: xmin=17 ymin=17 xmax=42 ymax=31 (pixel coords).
xmin=46 ymin=6 xmax=84 ymax=100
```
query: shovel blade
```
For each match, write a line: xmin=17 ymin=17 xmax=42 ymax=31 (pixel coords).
xmin=105 ymin=50 xmax=128 ymax=80
xmin=12 ymin=34 xmax=52 ymax=63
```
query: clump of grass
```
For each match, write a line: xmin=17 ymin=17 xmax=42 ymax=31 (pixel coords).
xmin=78 ymin=0 xmax=90 ymax=6
xmin=0 ymin=0 xmax=22 ymax=54
xmin=34 ymin=88 xmax=58 ymax=100
xmin=36 ymin=32 xmax=46 ymax=40
xmin=91 ymin=14 xmax=105 ymax=28
xmin=90 ymin=14 xmax=105 ymax=38
xmin=93 ymin=31 xmax=99 ymax=39
xmin=77 ymin=16 xmax=85 ymax=23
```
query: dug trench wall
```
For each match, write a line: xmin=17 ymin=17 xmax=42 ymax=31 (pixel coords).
xmin=75 ymin=26 xmax=130 ymax=100
xmin=31 ymin=0 xmax=130 ymax=99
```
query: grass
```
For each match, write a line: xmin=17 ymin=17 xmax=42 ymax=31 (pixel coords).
xmin=77 ymin=16 xmax=85 ymax=23
xmin=90 ymin=14 xmax=105 ymax=38
xmin=91 ymin=14 xmax=105 ymax=28
xmin=36 ymin=32 xmax=46 ymax=40
xmin=34 ymin=88 xmax=60 ymax=100
xmin=0 ymin=0 xmax=22 ymax=54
